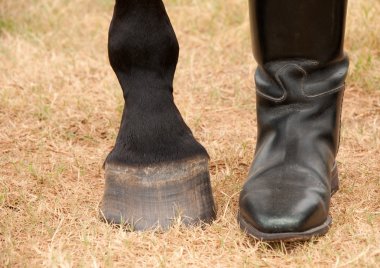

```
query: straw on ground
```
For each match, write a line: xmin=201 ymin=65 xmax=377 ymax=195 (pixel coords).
xmin=0 ymin=0 xmax=379 ymax=267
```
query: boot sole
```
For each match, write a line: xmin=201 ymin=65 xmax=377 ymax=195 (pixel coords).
xmin=100 ymin=157 xmax=216 ymax=231
xmin=238 ymin=163 xmax=339 ymax=242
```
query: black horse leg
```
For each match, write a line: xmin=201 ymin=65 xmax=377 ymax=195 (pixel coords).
xmin=100 ymin=0 xmax=215 ymax=230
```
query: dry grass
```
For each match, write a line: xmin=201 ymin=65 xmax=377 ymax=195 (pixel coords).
xmin=0 ymin=0 xmax=379 ymax=267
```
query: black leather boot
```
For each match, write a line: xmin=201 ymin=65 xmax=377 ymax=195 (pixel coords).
xmin=238 ymin=0 xmax=349 ymax=241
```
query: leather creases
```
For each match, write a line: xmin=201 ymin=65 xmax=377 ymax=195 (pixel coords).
xmin=255 ymin=56 xmax=349 ymax=102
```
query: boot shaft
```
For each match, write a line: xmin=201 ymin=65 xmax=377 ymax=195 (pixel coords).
xmin=249 ymin=0 xmax=348 ymax=65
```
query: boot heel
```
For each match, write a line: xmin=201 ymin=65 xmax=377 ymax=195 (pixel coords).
xmin=331 ymin=162 xmax=339 ymax=195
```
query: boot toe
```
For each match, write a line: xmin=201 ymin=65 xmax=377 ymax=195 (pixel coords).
xmin=239 ymin=185 xmax=329 ymax=234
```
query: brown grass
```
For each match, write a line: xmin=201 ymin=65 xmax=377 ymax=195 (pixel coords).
xmin=1 ymin=0 xmax=379 ymax=267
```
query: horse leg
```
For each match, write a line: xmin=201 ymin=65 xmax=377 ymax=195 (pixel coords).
xmin=100 ymin=0 xmax=216 ymax=231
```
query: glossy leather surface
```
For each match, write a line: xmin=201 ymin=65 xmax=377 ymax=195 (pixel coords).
xmin=239 ymin=57 xmax=349 ymax=233
xmin=249 ymin=0 xmax=348 ymax=65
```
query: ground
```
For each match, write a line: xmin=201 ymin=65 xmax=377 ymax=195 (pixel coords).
xmin=0 ymin=0 xmax=379 ymax=267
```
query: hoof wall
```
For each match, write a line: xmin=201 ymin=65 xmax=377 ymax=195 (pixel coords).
xmin=100 ymin=157 xmax=216 ymax=231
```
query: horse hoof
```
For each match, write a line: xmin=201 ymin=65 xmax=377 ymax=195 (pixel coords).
xmin=99 ymin=156 xmax=216 ymax=231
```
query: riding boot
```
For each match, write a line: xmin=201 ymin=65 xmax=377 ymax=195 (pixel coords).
xmin=238 ymin=0 xmax=349 ymax=241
